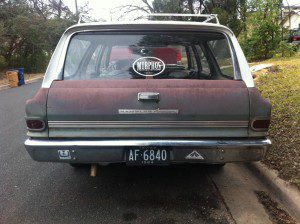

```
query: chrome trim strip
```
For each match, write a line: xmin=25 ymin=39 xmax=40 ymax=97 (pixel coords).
xmin=25 ymin=138 xmax=271 ymax=147
xmin=119 ymin=109 xmax=178 ymax=114
xmin=48 ymin=120 xmax=249 ymax=128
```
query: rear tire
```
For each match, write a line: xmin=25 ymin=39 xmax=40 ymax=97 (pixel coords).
xmin=69 ymin=163 xmax=89 ymax=168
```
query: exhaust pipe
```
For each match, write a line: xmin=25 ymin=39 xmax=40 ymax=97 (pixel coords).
xmin=90 ymin=164 xmax=98 ymax=177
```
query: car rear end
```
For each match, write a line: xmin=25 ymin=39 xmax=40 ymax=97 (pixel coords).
xmin=24 ymin=22 xmax=271 ymax=166
xmin=289 ymin=29 xmax=300 ymax=45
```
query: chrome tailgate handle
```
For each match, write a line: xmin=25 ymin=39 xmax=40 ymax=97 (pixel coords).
xmin=138 ymin=92 xmax=160 ymax=101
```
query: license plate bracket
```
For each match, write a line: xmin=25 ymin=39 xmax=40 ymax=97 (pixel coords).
xmin=126 ymin=146 xmax=171 ymax=165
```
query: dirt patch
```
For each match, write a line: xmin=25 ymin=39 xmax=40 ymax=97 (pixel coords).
xmin=253 ymin=65 xmax=281 ymax=80
xmin=255 ymin=191 xmax=296 ymax=224
xmin=267 ymin=66 xmax=281 ymax=74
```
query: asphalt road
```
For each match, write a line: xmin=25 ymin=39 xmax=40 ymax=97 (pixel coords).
xmin=0 ymin=81 xmax=294 ymax=224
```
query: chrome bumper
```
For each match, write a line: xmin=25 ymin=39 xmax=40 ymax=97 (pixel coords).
xmin=25 ymin=138 xmax=271 ymax=164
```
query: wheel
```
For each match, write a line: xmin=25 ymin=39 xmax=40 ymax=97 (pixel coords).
xmin=69 ymin=163 xmax=89 ymax=168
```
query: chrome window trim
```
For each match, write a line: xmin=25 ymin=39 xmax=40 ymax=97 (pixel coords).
xmin=230 ymin=36 xmax=254 ymax=87
xmin=42 ymin=35 xmax=68 ymax=88
xmin=223 ymin=32 xmax=242 ymax=80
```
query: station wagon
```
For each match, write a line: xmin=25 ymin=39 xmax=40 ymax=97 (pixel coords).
xmin=24 ymin=14 xmax=271 ymax=171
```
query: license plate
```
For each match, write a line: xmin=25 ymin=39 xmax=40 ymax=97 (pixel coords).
xmin=126 ymin=147 xmax=170 ymax=165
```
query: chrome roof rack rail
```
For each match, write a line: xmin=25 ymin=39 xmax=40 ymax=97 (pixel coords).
xmin=148 ymin=13 xmax=219 ymax=24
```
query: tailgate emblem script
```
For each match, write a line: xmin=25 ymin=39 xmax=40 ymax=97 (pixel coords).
xmin=119 ymin=109 xmax=179 ymax=114
xmin=186 ymin=151 xmax=204 ymax=160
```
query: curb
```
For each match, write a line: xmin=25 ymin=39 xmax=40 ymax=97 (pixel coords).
xmin=25 ymin=76 xmax=44 ymax=84
xmin=0 ymin=84 xmax=10 ymax=91
xmin=0 ymin=76 xmax=43 ymax=91
xmin=247 ymin=162 xmax=300 ymax=221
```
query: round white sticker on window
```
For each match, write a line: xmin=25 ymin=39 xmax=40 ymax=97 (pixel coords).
xmin=132 ymin=57 xmax=165 ymax=77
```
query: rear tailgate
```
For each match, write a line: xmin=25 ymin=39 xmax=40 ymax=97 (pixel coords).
xmin=46 ymin=79 xmax=250 ymax=138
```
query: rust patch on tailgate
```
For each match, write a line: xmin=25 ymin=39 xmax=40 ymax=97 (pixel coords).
xmin=47 ymin=80 xmax=248 ymax=118
xmin=47 ymin=80 xmax=250 ymax=137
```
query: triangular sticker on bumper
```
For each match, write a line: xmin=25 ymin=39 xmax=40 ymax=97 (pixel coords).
xmin=185 ymin=150 xmax=204 ymax=160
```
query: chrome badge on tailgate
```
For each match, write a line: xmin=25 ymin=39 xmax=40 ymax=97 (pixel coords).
xmin=118 ymin=109 xmax=179 ymax=114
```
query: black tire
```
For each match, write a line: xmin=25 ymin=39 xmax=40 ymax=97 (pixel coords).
xmin=69 ymin=163 xmax=89 ymax=168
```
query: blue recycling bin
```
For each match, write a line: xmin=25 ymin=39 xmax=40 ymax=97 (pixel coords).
xmin=17 ymin=68 xmax=25 ymax=85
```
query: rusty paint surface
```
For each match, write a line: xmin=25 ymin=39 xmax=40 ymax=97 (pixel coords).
xmin=25 ymin=88 xmax=49 ymax=138
xmin=24 ymin=80 xmax=271 ymax=138
xmin=47 ymin=80 xmax=249 ymax=120
xmin=44 ymin=79 xmax=252 ymax=138
xmin=25 ymin=88 xmax=48 ymax=118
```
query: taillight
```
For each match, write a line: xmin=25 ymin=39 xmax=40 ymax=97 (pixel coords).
xmin=251 ymin=119 xmax=270 ymax=131
xmin=26 ymin=119 xmax=45 ymax=131
xmin=177 ymin=51 xmax=181 ymax=62
xmin=292 ymin=36 xmax=300 ymax=41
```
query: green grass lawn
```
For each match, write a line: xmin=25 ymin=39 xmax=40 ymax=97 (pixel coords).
xmin=254 ymin=53 xmax=300 ymax=187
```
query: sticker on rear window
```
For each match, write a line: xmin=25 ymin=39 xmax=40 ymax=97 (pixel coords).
xmin=132 ymin=57 xmax=165 ymax=77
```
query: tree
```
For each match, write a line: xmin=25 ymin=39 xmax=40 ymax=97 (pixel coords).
xmin=202 ymin=0 xmax=248 ymax=35
xmin=0 ymin=0 xmax=87 ymax=72
xmin=118 ymin=0 xmax=248 ymax=36
xmin=239 ymin=0 xmax=281 ymax=60
xmin=119 ymin=0 xmax=282 ymax=61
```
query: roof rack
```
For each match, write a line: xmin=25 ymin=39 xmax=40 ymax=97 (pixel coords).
xmin=77 ymin=13 xmax=219 ymax=25
xmin=148 ymin=13 xmax=219 ymax=24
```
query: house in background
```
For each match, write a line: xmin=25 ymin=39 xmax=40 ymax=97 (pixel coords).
xmin=282 ymin=6 xmax=300 ymax=30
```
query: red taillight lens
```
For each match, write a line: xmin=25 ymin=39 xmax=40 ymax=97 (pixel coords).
xmin=292 ymin=36 xmax=300 ymax=41
xmin=26 ymin=119 xmax=45 ymax=131
xmin=251 ymin=119 xmax=270 ymax=131
xmin=177 ymin=52 xmax=181 ymax=62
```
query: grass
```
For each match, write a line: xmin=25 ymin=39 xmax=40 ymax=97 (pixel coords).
xmin=253 ymin=53 xmax=300 ymax=188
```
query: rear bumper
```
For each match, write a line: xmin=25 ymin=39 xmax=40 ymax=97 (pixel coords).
xmin=24 ymin=138 xmax=271 ymax=164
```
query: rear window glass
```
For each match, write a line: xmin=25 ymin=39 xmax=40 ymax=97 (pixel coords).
xmin=208 ymin=39 xmax=234 ymax=78
xmin=64 ymin=32 xmax=235 ymax=80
